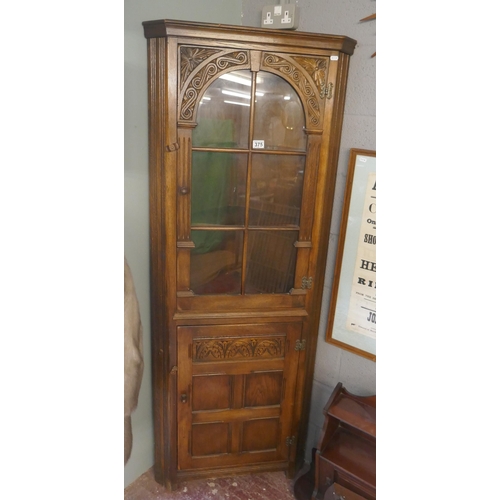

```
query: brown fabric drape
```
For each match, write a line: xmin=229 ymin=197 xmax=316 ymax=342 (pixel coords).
xmin=124 ymin=257 xmax=144 ymax=464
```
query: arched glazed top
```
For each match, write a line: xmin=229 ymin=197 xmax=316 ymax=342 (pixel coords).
xmin=178 ymin=45 xmax=331 ymax=130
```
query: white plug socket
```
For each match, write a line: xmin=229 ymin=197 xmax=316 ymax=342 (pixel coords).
xmin=261 ymin=4 xmax=299 ymax=30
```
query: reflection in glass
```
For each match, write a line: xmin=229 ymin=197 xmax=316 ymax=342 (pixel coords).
xmin=193 ymin=70 xmax=252 ymax=150
xmin=249 ymin=154 xmax=305 ymax=227
xmin=190 ymin=230 xmax=243 ymax=295
xmin=192 ymin=152 xmax=247 ymax=227
xmin=254 ymin=73 xmax=306 ymax=152
xmin=245 ymin=230 xmax=298 ymax=294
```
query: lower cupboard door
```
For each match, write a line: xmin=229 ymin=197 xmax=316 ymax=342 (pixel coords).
xmin=177 ymin=322 xmax=302 ymax=470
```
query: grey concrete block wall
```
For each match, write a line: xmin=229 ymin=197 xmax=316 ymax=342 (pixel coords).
xmin=125 ymin=1 xmax=375 ymax=486
xmin=242 ymin=0 xmax=376 ymax=462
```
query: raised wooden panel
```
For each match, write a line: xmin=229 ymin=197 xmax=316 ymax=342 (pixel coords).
xmin=241 ymin=418 xmax=280 ymax=452
xmin=192 ymin=374 xmax=230 ymax=411
xmin=244 ymin=371 xmax=283 ymax=407
xmin=191 ymin=422 xmax=230 ymax=456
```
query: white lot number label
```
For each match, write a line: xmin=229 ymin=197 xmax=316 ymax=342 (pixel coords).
xmin=253 ymin=140 xmax=265 ymax=149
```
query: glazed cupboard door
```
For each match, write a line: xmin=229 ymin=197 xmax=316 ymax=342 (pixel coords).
xmin=175 ymin=46 xmax=338 ymax=311
xmin=181 ymin=67 xmax=308 ymax=301
xmin=177 ymin=322 xmax=302 ymax=470
xmin=143 ymin=19 xmax=356 ymax=489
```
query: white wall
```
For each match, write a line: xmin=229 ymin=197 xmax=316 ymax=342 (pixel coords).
xmin=242 ymin=0 xmax=376 ymax=459
xmin=124 ymin=0 xmax=243 ymax=487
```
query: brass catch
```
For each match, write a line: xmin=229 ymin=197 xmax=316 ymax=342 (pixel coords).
xmin=295 ymin=339 xmax=306 ymax=351
xmin=301 ymin=276 xmax=313 ymax=289
xmin=320 ymin=82 xmax=334 ymax=99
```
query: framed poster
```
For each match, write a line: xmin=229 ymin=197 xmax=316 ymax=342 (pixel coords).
xmin=326 ymin=149 xmax=376 ymax=361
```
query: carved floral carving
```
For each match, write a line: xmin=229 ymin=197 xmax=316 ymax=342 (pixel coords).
xmin=180 ymin=47 xmax=220 ymax=88
xmin=262 ymin=53 xmax=327 ymax=127
xmin=179 ymin=47 xmax=249 ymax=121
xmin=193 ymin=337 xmax=285 ymax=361
xmin=292 ymin=56 xmax=328 ymax=93
xmin=178 ymin=46 xmax=328 ymax=127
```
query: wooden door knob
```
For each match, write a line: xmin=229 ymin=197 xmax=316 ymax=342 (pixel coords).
xmin=179 ymin=186 xmax=190 ymax=195
xmin=180 ymin=393 xmax=188 ymax=403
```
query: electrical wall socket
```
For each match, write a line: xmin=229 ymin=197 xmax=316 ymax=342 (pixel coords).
xmin=261 ymin=4 xmax=299 ymax=30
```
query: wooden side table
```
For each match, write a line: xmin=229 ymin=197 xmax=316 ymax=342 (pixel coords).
xmin=294 ymin=383 xmax=375 ymax=499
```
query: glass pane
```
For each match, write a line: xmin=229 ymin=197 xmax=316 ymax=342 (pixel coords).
xmin=190 ymin=230 xmax=243 ymax=295
xmin=245 ymin=230 xmax=298 ymax=294
xmin=253 ymin=72 xmax=306 ymax=152
xmin=193 ymin=70 xmax=252 ymax=149
xmin=192 ymin=152 xmax=247 ymax=226
xmin=248 ymin=154 xmax=305 ymax=226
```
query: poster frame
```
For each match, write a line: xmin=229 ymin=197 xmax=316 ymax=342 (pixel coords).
xmin=326 ymin=148 xmax=376 ymax=361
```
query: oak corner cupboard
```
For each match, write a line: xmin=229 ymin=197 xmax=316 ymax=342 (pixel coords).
xmin=142 ymin=18 xmax=356 ymax=490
